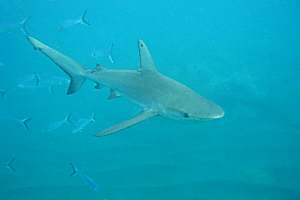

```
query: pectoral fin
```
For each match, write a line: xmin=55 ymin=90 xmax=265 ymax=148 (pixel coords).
xmin=96 ymin=110 xmax=157 ymax=137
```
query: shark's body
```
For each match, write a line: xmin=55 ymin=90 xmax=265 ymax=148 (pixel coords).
xmin=27 ymin=36 xmax=224 ymax=136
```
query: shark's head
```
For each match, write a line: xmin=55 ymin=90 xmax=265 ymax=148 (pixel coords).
xmin=166 ymin=101 xmax=224 ymax=121
xmin=161 ymin=86 xmax=224 ymax=121
xmin=187 ymin=100 xmax=224 ymax=120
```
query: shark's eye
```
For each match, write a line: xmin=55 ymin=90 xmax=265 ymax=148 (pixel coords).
xmin=166 ymin=108 xmax=190 ymax=119
xmin=140 ymin=43 xmax=144 ymax=47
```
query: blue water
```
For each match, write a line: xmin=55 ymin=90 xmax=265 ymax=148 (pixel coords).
xmin=1 ymin=0 xmax=300 ymax=199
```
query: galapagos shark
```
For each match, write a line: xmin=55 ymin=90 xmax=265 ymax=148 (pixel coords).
xmin=27 ymin=36 xmax=224 ymax=137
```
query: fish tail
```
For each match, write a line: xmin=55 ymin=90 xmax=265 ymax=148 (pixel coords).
xmin=6 ymin=157 xmax=16 ymax=172
xmin=80 ymin=10 xmax=91 ymax=26
xmin=70 ymin=162 xmax=79 ymax=176
xmin=65 ymin=113 xmax=73 ymax=124
xmin=21 ymin=117 xmax=32 ymax=131
xmin=27 ymin=36 xmax=87 ymax=95
xmin=20 ymin=17 xmax=30 ymax=36
xmin=90 ymin=113 xmax=96 ymax=123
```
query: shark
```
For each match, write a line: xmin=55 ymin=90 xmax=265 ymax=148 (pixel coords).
xmin=27 ymin=36 xmax=224 ymax=137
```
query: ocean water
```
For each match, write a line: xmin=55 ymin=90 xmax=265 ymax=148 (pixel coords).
xmin=1 ymin=0 xmax=300 ymax=199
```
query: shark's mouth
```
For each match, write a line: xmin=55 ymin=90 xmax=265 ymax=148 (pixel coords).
xmin=210 ymin=111 xmax=225 ymax=119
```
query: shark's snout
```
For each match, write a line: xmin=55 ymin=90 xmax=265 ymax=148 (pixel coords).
xmin=210 ymin=105 xmax=225 ymax=119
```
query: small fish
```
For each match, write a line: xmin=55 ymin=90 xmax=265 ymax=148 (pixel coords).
xmin=80 ymin=174 xmax=100 ymax=192
xmin=4 ymin=157 xmax=16 ymax=172
xmin=60 ymin=10 xmax=90 ymax=31
xmin=46 ymin=114 xmax=72 ymax=132
xmin=0 ymin=113 xmax=32 ymax=131
xmin=17 ymin=73 xmax=69 ymax=93
xmin=71 ymin=113 xmax=95 ymax=133
xmin=17 ymin=74 xmax=42 ymax=90
xmin=0 ymin=17 xmax=30 ymax=34
xmin=91 ymin=43 xmax=115 ymax=64
xmin=69 ymin=162 xmax=99 ymax=192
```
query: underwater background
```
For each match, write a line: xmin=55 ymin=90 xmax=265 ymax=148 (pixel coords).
xmin=0 ymin=0 xmax=300 ymax=199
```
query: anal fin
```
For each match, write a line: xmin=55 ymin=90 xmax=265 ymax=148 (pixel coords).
xmin=96 ymin=110 xmax=157 ymax=137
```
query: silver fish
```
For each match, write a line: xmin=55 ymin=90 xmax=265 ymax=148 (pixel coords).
xmin=71 ymin=113 xmax=95 ymax=133
xmin=69 ymin=162 xmax=99 ymax=192
xmin=0 ymin=113 xmax=32 ymax=131
xmin=59 ymin=10 xmax=90 ymax=31
xmin=46 ymin=114 xmax=72 ymax=132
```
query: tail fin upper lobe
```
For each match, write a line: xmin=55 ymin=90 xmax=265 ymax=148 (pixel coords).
xmin=27 ymin=36 xmax=86 ymax=95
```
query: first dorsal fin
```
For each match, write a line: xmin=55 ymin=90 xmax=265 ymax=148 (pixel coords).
xmin=138 ymin=40 xmax=157 ymax=73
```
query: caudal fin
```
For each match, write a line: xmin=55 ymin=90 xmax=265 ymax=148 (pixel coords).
xmin=33 ymin=73 xmax=40 ymax=86
xmin=6 ymin=157 xmax=16 ymax=172
xmin=70 ymin=162 xmax=79 ymax=176
xmin=27 ymin=36 xmax=86 ymax=95
xmin=64 ymin=113 xmax=73 ymax=124
xmin=20 ymin=17 xmax=30 ymax=36
xmin=21 ymin=117 xmax=32 ymax=131
xmin=80 ymin=10 xmax=91 ymax=26
xmin=90 ymin=113 xmax=96 ymax=123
